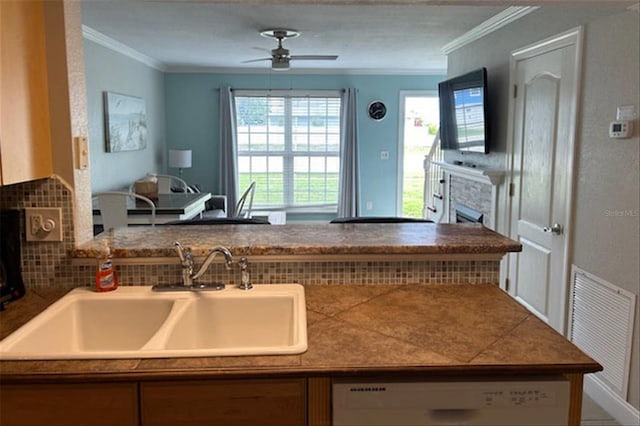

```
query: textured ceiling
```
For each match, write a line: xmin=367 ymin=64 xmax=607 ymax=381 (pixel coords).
xmin=81 ymin=1 xmax=509 ymax=73
xmin=81 ymin=1 xmax=636 ymax=73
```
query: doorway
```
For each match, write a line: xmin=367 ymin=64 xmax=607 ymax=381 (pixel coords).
xmin=397 ymin=91 xmax=439 ymax=217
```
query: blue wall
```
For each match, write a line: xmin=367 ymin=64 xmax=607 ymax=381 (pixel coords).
xmin=84 ymin=39 xmax=166 ymax=192
xmin=165 ymin=73 xmax=443 ymax=216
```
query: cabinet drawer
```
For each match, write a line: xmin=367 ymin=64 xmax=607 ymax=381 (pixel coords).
xmin=0 ymin=382 xmax=139 ymax=426
xmin=141 ymin=378 xmax=306 ymax=426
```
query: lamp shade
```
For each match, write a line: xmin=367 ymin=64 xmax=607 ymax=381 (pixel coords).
xmin=169 ymin=149 xmax=192 ymax=169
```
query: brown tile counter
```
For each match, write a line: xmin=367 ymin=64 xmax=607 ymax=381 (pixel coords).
xmin=73 ymin=223 xmax=522 ymax=260
xmin=0 ymin=284 xmax=601 ymax=426
xmin=0 ymin=284 xmax=599 ymax=380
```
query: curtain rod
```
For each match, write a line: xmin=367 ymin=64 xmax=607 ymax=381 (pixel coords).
xmin=224 ymin=88 xmax=347 ymax=92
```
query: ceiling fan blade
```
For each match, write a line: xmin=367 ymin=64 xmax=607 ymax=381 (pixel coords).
xmin=290 ymin=55 xmax=338 ymax=61
xmin=242 ymin=58 xmax=272 ymax=63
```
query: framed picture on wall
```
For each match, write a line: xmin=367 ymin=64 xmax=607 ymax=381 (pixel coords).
xmin=103 ymin=92 xmax=147 ymax=152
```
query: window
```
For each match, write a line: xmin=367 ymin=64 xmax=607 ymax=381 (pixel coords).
xmin=235 ymin=91 xmax=341 ymax=211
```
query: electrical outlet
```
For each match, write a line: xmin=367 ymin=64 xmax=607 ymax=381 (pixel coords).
xmin=380 ymin=150 xmax=390 ymax=160
xmin=365 ymin=201 xmax=373 ymax=210
xmin=25 ymin=207 xmax=63 ymax=242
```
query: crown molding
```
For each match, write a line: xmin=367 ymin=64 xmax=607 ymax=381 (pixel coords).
xmin=82 ymin=25 xmax=167 ymax=71
xmin=441 ymin=6 xmax=540 ymax=55
xmin=165 ymin=66 xmax=447 ymax=76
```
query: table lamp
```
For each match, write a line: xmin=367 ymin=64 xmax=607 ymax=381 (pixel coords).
xmin=168 ymin=149 xmax=192 ymax=178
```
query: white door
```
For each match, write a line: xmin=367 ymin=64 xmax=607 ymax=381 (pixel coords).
xmin=507 ymin=28 xmax=582 ymax=334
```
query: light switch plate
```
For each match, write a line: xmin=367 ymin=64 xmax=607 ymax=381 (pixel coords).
xmin=25 ymin=207 xmax=63 ymax=242
xmin=616 ymin=105 xmax=636 ymax=121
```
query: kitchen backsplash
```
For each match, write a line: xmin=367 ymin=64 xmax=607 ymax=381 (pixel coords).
xmin=1 ymin=176 xmax=500 ymax=289
xmin=0 ymin=177 xmax=76 ymax=287
xmin=75 ymin=259 xmax=500 ymax=287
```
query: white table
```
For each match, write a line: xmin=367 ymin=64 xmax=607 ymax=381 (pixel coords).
xmin=93 ymin=192 xmax=212 ymax=225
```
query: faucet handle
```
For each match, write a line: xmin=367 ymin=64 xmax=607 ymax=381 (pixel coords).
xmin=239 ymin=256 xmax=248 ymax=270
xmin=174 ymin=241 xmax=186 ymax=261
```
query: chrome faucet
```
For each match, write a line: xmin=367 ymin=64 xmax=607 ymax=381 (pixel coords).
xmin=153 ymin=242 xmax=232 ymax=291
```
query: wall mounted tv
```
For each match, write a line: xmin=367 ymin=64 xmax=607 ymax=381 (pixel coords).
xmin=438 ymin=68 xmax=489 ymax=154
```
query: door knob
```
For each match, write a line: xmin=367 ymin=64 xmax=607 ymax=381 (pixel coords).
xmin=543 ymin=223 xmax=563 ymax=235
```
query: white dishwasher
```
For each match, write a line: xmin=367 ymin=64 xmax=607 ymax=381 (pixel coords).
xmin=333 ymin=379 xmax=570 ymax=425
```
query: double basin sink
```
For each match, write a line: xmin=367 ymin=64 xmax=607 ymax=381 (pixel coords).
xmin=0 ymin=284 xmax=307 ymax=360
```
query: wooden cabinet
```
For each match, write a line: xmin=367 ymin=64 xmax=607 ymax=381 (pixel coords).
xmin=0 ymin=0 xmax=54 ymax=185
xmin=140 ymin=378 xmax=306 ymax=426
xmin=0 ymin=382 xmax=139 ymax=426
xmin=0 ymin=378 xmax=306 ymax=426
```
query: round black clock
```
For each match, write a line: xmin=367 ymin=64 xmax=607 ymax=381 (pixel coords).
xmin=367 ymin=100 xmax=387 ymax=121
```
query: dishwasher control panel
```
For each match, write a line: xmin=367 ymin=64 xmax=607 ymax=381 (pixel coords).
xmin=333 ymin=379 xmax=570 ymax=426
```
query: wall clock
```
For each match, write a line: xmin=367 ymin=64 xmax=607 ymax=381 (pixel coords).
xmin=367 ymin=100 xmax=387 ymax=121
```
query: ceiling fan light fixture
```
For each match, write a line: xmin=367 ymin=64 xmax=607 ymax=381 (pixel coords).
xmin=248 ymin=28 xmax=336 ymax=70
xmin=271 ymin=58 xmax=290 ymax=71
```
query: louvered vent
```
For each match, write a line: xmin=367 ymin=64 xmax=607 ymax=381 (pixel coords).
xmin=569 ymin=266 xmax=636 ymax=398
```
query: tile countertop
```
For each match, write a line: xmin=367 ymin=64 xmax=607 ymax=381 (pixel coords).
xmin=0 ymin=284 xmax=600 ymax=382
xmin=73 ymin=223 xmax=522 ymax=259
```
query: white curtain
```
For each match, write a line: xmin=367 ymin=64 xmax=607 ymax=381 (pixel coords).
xmin=337 ymin=88 xmax=360 ymax=218
xmin=217 ymin=86 xmax=238 ymax=217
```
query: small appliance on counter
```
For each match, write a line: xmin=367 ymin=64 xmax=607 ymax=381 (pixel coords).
xmin=0 ymin=210 xmax=26 ymax=310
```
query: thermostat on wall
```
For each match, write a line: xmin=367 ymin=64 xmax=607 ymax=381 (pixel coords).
xmin=609 ymin=120 xmax=632 ymax=139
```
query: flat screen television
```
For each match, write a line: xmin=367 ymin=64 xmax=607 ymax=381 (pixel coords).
xmin=438 ymin=68 xmax=489 ymax=154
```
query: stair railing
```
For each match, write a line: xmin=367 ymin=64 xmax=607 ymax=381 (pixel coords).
xmin=422 ymin=129 xmax=444 ymax=221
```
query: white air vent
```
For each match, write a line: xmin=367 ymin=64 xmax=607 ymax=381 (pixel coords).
xmin=569 ymin=266 xmax=636 ymax=398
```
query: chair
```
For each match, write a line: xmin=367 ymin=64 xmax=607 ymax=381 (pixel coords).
xmin=233 ymin=181 xmax=256 ymax=218
xmin=129 ymin=174 xmax=198 ymax=194
xmin=93 ymin=191 xmax=156 ymax=230
xmin=330 ymin=216 xmax=433 ymax=224
xmin=156 ymin=174 xmax=198 ymax=194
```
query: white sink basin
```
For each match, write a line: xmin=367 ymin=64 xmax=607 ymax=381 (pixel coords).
xmin=0 ymin=284 xmax=307 ymax=360
xmin=163 ymin=294 xmax=297 ymax=352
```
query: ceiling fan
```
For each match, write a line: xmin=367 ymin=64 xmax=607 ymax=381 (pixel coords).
xmin=245 ymin=28 xmax=338 ymax=70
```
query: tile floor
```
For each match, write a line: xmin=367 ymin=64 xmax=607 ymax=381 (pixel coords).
xmin=582 ymin=394 xmax=620 ymax=426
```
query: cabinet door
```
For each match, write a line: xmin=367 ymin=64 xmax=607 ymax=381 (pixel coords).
xmin=141 ymin=378 xmax=306 ymax=426
xmin=0 ymin=382 xmax=139 ymax=426
xmin=0 ymin=0 xmax=53 ymax=185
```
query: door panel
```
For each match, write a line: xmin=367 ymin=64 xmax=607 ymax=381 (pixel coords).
xmin=516 ymin=237 xmax=551 ymax=318
xmin=520 ymin=75 xmax=559 ymax=228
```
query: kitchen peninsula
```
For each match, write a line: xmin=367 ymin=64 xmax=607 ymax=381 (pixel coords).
xmin=70 ymin=223 xmax=521 ymax=288
xmin=74 ymin=222 xmax=521 ymax=258
xmin=2 ymin=223 xmax=600 ymax=425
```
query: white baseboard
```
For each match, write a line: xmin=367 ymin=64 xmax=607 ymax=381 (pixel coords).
xmin=584 ymin=374 xmax=639 ymax=426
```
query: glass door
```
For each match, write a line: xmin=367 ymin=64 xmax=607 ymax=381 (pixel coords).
xmin=397 ymin=91 xmax=439 ymax=217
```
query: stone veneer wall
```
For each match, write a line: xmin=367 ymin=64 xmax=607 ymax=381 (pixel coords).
xmin=448 ymin=175 xmax=493 ymax=229
xmin=1 ymin=177 xmax=500 ymax=289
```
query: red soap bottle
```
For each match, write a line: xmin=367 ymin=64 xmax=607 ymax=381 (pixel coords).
xmin=95 ymin=240 xmax=118 ymax=292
